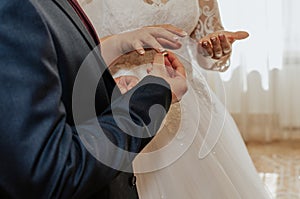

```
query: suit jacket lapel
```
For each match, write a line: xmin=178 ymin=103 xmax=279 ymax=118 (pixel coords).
xmin=52 ymin=0 xmax=120 ymax=111
xmin=52 ymin=0 xmax=96 ymax=49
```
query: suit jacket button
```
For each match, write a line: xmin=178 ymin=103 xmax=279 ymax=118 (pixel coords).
xmin=130 ymin=176 xmax=137 ymax=187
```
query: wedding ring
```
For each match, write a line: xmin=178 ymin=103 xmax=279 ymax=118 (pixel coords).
xmin=161 ymin=50 xmax=168 ymax=56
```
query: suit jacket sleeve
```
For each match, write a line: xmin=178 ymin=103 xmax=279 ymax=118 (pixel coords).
xmin=0 ymin=1 xmax=171 ymax=198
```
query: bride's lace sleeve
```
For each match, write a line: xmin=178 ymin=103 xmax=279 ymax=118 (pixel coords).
xmin=190 ymin=0 xmax=224 ymax=40
xmin=189 ymin=0 xmax=231 ymax=70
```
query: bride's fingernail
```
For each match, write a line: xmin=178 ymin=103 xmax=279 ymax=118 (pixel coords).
xmin=138 ymin=49 xmax=145 ymax=54
xmin=218 ymin=34 xmax=225 ymax=40
xmin=202 ymin=41 xmax=208 ymax=47
xmin=173 ymin=36 xmax=179 ymax=41
xmin=159 ymin=47 xmax=166 ymax=52
xmin=181 ymin=31 xmax=188 ymax=36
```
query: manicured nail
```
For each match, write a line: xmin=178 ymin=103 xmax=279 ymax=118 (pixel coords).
xmin=159 ymin=48 xmax=166 ymax=52
xmin=218 ymin=34 xmax=225 ymax=40
xmin=173 ymin=36 xmax=179 ymax=41
xmin=138 ymin=49 xmax=145 ymax=54
xmin=181 ymin=31 xmax=188 ymax=36
xmin=211 ymin=37 xmax=217 ymax=42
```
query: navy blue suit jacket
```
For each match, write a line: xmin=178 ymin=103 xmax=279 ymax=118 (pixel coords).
xmin=0 ymin=0 xmax=171 ymax=198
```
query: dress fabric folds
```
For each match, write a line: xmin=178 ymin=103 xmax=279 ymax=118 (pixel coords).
xmin=81 ymin=0 xmax=271 ymax=198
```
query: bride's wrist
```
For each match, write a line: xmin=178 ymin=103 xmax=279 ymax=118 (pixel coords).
xmin=196 ymin=53 xmax=230 ymax=72
xmin=211 ymin=58 xmax=230 ymax=72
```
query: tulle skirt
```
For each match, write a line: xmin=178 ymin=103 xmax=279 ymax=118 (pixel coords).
xmin=113 ymin=51 xmax=271 ymax=199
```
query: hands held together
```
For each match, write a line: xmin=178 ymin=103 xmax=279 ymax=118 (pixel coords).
xmin=148 ymin=52 xmax=187 ymax=104
xmin=115 ymin=51 xmax=187 ymax=104
xmin=104 ymin=24 xmax=248 ymax=102
xmin=102 ymin=24 xmax=248 ymax=71
xmin=112 ymin=24 xmax=186 ymax=55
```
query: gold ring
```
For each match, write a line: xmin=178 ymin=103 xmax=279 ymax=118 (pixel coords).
xmin=162 ymin=50 xmax=168 ymax=56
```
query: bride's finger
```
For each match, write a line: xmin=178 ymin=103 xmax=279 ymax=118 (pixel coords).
xmin=148 ymin=24 xmax=187 ymax=37
xmin=166 ymin=52 xmax=186 ymax=77
xmin=156 ymin=38 xmax=181 ymax=50
xmin=161 ymin=24 xmax=188 ymax=37
xmin=225 ymin=31 xmax=249 ymax=43
xmin=210 ymin=36 xmax=222 ymax=59
xmin=149 ymin=28 xmax=182 ymax=43
xmin=132 ymin=40 xmax=145 ymax=55
xmin=142 ymin=35 xmax=166 ymax=53
xmin=201 ymin=41 xmax=213 ymax=57
xmin=218 ymin=34 xmax=231 ymax=55
xmin=231 ymin=31 xmax=249 ymax=40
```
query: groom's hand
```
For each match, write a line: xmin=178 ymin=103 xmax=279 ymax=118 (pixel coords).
xmin=148 ymin=52 xmax=187 ymax=103
xmin=114 ymin=75 xmax=139 ymax=94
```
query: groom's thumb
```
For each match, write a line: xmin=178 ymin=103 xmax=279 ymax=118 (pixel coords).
xmin=151 ymin=53 xmax=168 ymax=77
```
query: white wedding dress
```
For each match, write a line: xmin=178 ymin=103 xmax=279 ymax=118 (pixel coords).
xmin=81 ymin=0 xmax=271 ymax=198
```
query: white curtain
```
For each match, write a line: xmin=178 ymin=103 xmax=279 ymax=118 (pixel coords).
xmin=209 ymin=0 xmax=300 ymax=142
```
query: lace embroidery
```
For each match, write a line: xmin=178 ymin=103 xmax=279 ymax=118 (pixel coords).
xmin=143 ymin=0 xmax=169 ymax=6
xmin=81 ymin=0 xmax=222 ymax=108
xmin=191 ymin=0 xmax=224 ymax=40
xmin=82 ymin=0 xmax=223 ymax=40
xmin=82 ymin=0 xmax=200 ymax=37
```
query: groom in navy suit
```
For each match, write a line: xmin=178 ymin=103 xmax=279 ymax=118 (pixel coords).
xmin=0 ymin=0 xmax=186 ymax=198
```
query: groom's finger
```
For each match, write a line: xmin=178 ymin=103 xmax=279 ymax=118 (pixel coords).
xmin=164 ymin=56 xmax=172 ymax=67
xmin=166 ymin=52 xmax=186 ymax=77
xmin=153 ymin=53 xmax=165 ymax=67
xmin=152 ymin=53 xmax=168 ymax=76
xmin=125 ymin=76 xmax=139 ymax=90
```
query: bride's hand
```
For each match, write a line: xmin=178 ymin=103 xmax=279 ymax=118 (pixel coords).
xmin=114 ymin=75 xmax=139 ymax=94
xmin=100 ymin=25 xmax=187 ymax=65
xmin=198 ymin=30 xmax=249 ymax=60
xmin=148 ymin=52 xmax=187 ymax=104
xmin=113 ymin=25 xmax=186 ymax=54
